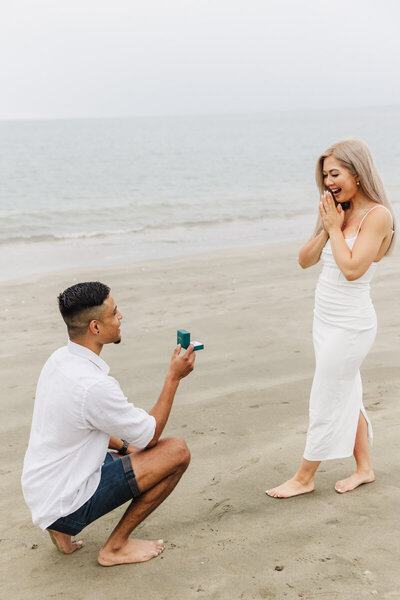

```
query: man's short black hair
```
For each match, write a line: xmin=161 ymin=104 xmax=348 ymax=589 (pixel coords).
xmin=58 ymin=281 xmax=110 ymax=337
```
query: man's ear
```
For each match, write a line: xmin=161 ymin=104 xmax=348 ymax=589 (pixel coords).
xmin=88 ymin=320 xmax=100 ymax=335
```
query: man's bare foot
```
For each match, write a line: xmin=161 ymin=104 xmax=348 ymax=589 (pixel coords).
xmin=266 ymin=478 xmax=314 ymax=498
xmin=335 ymin=470 xmax=375 ymax=494
xmin=48 ymin=529 xmax=83 ymax=554
xmin=98 ymin=538 xmax=165 ymax=567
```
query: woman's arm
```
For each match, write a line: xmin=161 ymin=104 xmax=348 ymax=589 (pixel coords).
xmin=298 ymin=228 xmax=329 ymax=268
xmin=320 ymin=193 xmax=391 ymax=281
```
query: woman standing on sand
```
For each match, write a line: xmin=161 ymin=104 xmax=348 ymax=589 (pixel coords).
xmin=266 ymin=139 xmax=396 ymax=498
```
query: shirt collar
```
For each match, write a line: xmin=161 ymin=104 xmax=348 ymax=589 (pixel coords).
xmin=67 ymin=340 xmax=110 ymax=374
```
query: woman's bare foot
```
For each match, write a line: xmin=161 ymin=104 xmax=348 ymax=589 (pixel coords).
xmin=266 ymin=477 xmax=314 ymax=498
xmin=48 ymin=529 xmax=83 ymax=554
xmin=335 ymin=470 xmax=375 ymax=494
xmin=98 ymin=538 xmax=165 ymax=567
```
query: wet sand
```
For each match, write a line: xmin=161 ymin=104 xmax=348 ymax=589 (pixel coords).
xmin=1 ymin=240 xmax=400 ymax=599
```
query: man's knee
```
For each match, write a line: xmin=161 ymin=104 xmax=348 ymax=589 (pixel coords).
xmin=168 ymin=436 xmax=191 ymax=471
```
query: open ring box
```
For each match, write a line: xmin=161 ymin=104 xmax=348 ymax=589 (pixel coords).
xmin=177 ymin=329 xmax=204 ymax=351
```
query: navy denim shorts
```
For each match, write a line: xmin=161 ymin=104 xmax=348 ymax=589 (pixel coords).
xmin=49 ymin=452 xmax=141 ymax=536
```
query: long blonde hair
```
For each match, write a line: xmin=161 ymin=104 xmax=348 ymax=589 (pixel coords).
xmin=314 ymin=138 xmax=396 ymax=254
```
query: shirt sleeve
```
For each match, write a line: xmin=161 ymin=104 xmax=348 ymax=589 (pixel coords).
xmin=83 ymin=376 xmax=156 ymax=448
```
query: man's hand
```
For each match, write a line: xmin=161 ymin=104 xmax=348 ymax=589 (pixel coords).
xmin=167 ymin=344 xmax=195 ymax=381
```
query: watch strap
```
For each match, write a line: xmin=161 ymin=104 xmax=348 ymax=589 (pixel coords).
xmin=120 ymin=439 xmax=129 ymax=455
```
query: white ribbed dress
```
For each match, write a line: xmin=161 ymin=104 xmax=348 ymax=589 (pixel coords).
xmin=304 ymin=205 xmax=391 ymax=461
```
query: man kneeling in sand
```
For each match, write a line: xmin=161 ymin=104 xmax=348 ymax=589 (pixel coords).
xmin=21 ymin=281 xmax=195 ymax=566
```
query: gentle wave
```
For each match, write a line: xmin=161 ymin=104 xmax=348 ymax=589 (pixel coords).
xmin=0 ymin=199 xmax=207 ymax=220
xmin=0 ymin=209 xmax=311 ymax=246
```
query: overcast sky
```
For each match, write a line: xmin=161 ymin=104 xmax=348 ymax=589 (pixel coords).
xmin=1 ymin=0 xmax=400 ymax=120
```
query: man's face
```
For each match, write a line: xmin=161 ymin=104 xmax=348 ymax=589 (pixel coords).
xmin=96 ymin=295 xmax=123 ymax=344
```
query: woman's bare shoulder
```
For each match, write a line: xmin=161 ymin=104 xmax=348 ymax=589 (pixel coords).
xmin=362 ymin=205 xmax=392 ymax=231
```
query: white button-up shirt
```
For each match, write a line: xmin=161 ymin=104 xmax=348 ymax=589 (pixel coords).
xmin=21 ymin=341 xmax=156 ymax=530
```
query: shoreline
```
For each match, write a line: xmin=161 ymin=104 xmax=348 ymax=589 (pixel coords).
xmin=0 ymin=235 xmax=308 ymax=285
xmin=0 ymin=214 xmax=316 ymax=284
xmin=2 ymin=240 xmax=400 ymax=598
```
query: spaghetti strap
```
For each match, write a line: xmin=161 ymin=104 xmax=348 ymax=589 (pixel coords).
xmin=355 ymin=204 xmax=393 ymax=237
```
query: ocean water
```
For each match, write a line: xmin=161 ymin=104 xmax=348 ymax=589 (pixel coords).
xmin=1 ymin=107 xmax=399 ymax=281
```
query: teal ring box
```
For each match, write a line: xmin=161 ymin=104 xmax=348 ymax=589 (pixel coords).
xmin=177 ymin=329 xmax=204 ymax=351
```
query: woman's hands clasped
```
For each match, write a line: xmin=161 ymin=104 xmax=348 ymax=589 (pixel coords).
xmin=319 ymin=191 xmax=344 ymax=235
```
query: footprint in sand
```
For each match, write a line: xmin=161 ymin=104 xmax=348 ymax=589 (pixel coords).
xmin=209 ymin=499 xmax=233 ymax=519
xmin=273 ymin=462 xmax=288 ymax=473
xmin=325 ymin=518 xmax=339 ymax=526
xmin=201 ymin=473 xmax=222 ymax=494
xmin=231 ymin=457 xmax=260 ymax=474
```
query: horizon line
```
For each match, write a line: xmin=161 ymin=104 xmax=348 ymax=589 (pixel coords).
xmin=1 ymin=104 xmax=400 ymax=124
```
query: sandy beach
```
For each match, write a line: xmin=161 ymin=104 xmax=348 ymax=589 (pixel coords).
xmin=2 ymin=240 xmax=400 ymax=599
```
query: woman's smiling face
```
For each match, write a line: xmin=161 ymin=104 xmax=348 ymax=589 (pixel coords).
xmin=322 ymin=156 xmax=358 ymax=203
